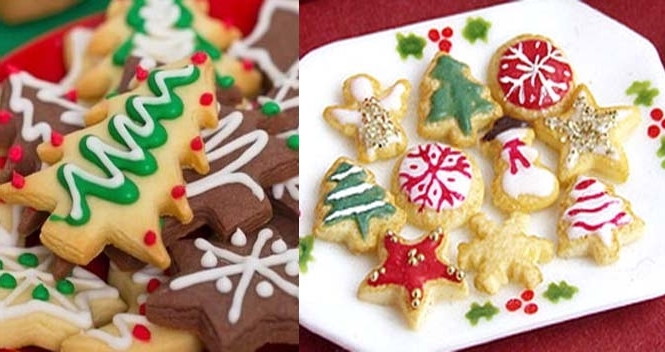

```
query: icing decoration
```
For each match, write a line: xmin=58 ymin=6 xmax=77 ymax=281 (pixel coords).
xmin=398 ymin=143 xmax=472 ymax=212
xmin=543 ymin=281 xmax=578 ymax=303
xmin=322 ymin=161 xmax=396 ymax=238
xmin=299 ymin=235 xmax=314 ymax=273
xmin=462 ymin=17 xmax=491 ymax=44
xmin=185 ymin=111 xmax=268 ymax=200
xmin=365 ymin=230 xmax=464 ymax=310
xmin=169 ymin=228 xmax=299 ymax=324
xmin=57 ymin=279 xmax=75 ymax=295
xmin=647 ymin=108 xmax=664 ymax=139
xmin=659 ymin=137 xmax=665 ymax=169
xmin=395 ymin=32 xmax=426 ymax=60
xmin=563 ymin=177 xmax=632 ymax=246
xmin=497 ymin=38 xmax=572 ymax=110
xmin=465 ymin=302 xmax=499 ymax=326
xmin=286 ymin=134 xmax=298 ymax=150
xmin=272 ymin=176 xmax=298 ymax=201
xmin=143 ymin=230 xmax=157 ymax=246
xmin=258 ymin=62 xmax=298 ymax=118
xmin=53 ymin=64 xmax=200 ymax=226
xmin=0 ymin=205 xmax=21 ymax=246
xmin=626 ymin=80 xmax=659 ymax=107
xmin=230 ymin=229 xmax=247 ymax=247
xmin=425 ymin=54 xmax=495 ymax=134
xmin=59 ymin=27 xmax=94 ymax=89
xmin=427 ymin=26 xmax=453 ymax=53
xmin=0 ymin=246 xmax=120 ymax=329
xmin=505 ymin=289 xmax=538 ymax=315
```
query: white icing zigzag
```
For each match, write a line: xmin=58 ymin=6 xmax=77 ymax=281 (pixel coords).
xmin=272 ymin=176 xmax=298 ymax=201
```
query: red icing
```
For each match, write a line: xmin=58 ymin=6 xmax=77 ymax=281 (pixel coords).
xmin=51 ymin=131 xmax=64 ymax=146
xmin=5 ymin=64 xmax=20 ymax=75
xmin=438 ymin=40 xmax=452 ymax=53
xmin=442 ymin=27 xmax=453 ymax=38
xmin=171 ymin=185 xmax=186 ymax=199
xmin=190 ymin=136 xmax=204 ymax=151
xmin=521 ymin=290 xmax=534 ymax=301
xmin=506 ymin=298 xmax=522 ymax=311
xmin=648 ymin=125 xmax=661 ymax=138
xmin=7 ymin=145 xmax=22 ymax=163
xmin=574 ymin=178 xmax=596 ymax=190
xmin=63 ymin=89 xmax=78 ymax=102
xmin=497 ymin=38 xmax=573 ymax=110
xmin=241 ymin=59 xmax=254 ymax=71
xmin=139 ymin=303 xmax=147 ymax=315
xmin=136 ymin=66 xmax=149 ymax=81
xmin=0 ymin=157 xmax=6 ymax=169
xmin=502 ymin=139 xmax=531 ymax=174
xmin=367 ymin=232 xmax=462 ymax=295
xmin=428 ymin=29 xmax=440 ymax=42
xmin=524 ymin=303 xmax=538 ymax=314
xmin=651 ymin=108 xmax=663 ymax=121
xmin=661 ymin=120 xmax=665 ymax=130
xmin=199 ymin=92 xmax=214 ymax=106
xmin=190 ymin=52 xmax=208 ymax=65
xmin=567 ymin=201 xmax=615 ymax=216
xmin=0 ymin=110 xmax=12 ymax=124
xmin=572 ymin=212 xmax=628 ymax=232
xmin=11 ymin=171 xmax=25 ymax=189
xmin=576 ymin=192 xmax=604 ymax=203
xmin=132 ymin=324 xmax=152 ymax=342
xmin=143 ymin=230 xmax=157 ymax=246
xmin=146 ymin=278 xmax=161 ymax=293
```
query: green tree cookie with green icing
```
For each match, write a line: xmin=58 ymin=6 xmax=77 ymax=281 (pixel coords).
xmin=418 ymin=52 xmax=502 ymax=147
xmin=0 ymin=57 xmax=219 ymax=269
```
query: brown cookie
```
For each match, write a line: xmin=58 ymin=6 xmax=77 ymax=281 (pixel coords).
xmin=268 ymin=176 xmax=298 ymax=221
xmin=146 ymin=227 xmax=298 ymax=352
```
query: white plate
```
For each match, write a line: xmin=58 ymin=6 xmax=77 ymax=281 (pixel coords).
xmin=299 ymin=0 xmax=665 ymax=350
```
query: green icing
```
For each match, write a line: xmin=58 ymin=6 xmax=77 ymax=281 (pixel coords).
xmin=465 ymin=301 xmax=499 ymax=326
xmin=396 ymin=32 xmax=426 ymax=60
xmin=426 ymin=54 xmax=495 ymax=135
xmin=53 ymin=65 xmax=200 ymax=226
xmin=56 ymin=279 xmax=76 ymax=295
xmin=323 ymin=162 xmax=396 ymax=239
xmin=299 ymin=235 xmax=315 ymax=273
xmin=0 ymin=273 xmax=17 ymax=289
xmin=462 ymin=17 xmax=491 ymax=44
xmin=626 ymin=80 xmax=659 ymax=107
xmin=105 ymin=91 xmax=120 ymax=100
xmin=658 ymin=137 xmax=665 ymax=169
xmin=216 ymin=74 xmax=235 ymax=89
xmin=0 ymin=258 xmax=3 ymax=270
xmin=286 ymin=135 xmax=299 ymax=151
xmin=543 ymin=281 xmax=578 ymax=303
xmin=113 ymin=35 xmax=136 ymax=66
xmin=32 ymin=284 xmax=50 ymax=301
xmin=262 ymin=101 xmax=281 ymax=116
xmin=18 ymin=253 xmax=38 ymax=268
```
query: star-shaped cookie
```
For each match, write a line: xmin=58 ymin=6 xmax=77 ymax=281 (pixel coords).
xmin=358 ymin=229 xmax=468 ymax=329
xmin=535 ymin=84 xmax=640 ymax=183
xmin=457 ymin=213 xmax=554 ymax=294
xmin=146 ymin=227 xmax=298 ymax=352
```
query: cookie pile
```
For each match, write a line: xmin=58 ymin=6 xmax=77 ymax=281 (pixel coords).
xmin=314 ymin=34 xmax=643 ymax=329
xmin=0 ymin=0 xmax=299 ymax=351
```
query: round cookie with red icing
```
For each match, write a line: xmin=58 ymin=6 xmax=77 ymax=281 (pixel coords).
xmin=392 ymin=142 xmax=483 ymax=231
xmin=487 ymin=34 xmax=575 ymax=121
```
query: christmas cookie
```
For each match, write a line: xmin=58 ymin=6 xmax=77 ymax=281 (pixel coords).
xmin=270 ymin=175 xmax=299 ymax=220
xmin=0 ymin=57 xmax=218 ymax=269
xmin=0 ymin=245 xmax=126 ymax=350
xmin=61 ymin=265 xmax=201 ymax=352
xmin=146 ymin=228 xmax=298 ymax=352
xmin=534 ymin=84 xmax=640 ymax=183
xmin=357 ymin=228 xmax=468 ymax=330
xmin=458 ymin=213 xmax=554 ymax=294
xmin=487 ymin=34 xmax=575 ymax=121
xmin=557 ymin=176 xmax=644 ymax=265
xmin=313 ymin=157 xmax=406 ymax=253
xmin=481 ymin=116 xmax=559 ymax=212
xmin=323 ymin=74 xmax=409 ymax=163
xmin=61 ymin=27 xmax=94 ymax=92
xmin=393 ymin=143 xmax=483 ymax=231
xmin=418 ymin=52 xmax=502 ymax=147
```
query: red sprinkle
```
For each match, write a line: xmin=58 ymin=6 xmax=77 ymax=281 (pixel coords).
xmin=190 ymin=136 xmax=203 ymax=151
xmin=51 ymin=131 xmax=64 ymax=147
xmin=138 ymin=303 xmax=146 ymax=315
xmin=648 ymin=125 xmax=661 ymax=138
xmin=199 ymin=92 xmax=214 ymax=106
xmin=190 ymin=52 xmax=208 ymax=64
xmin=661 ymin=119 xmax=665 ymax=130
xmin=0 ymin=156 xmax=6 ymax=169
xmin=651 ymin=108 xmax=663 ymax=121
xmin=7 ymin=145 xmax=22 ymax=163
xmin=241 ymin=59 xmax=254 ymax=71
xmin=143 ymin=230 xmax=157 ymax=246
xmin=505 ymin=298 xmax=522 ymax=312
xmin=439 ymin=39 xmax=452 ymax=53
xmin=520 ymin=290 xmax=535 ymax=301
xmin=64 ymin=89 xmax=78 ymax=102
xmin=171 ymin=185 xmax=186 ymax=199
xmin=221 ymin=19 xmax=234 ymax=29
xmin=146 ymin=278 xmax=161 ymax=293
xmin=132 ymin=324 xmax=152 ymax=342
xmin=5 ymin=64 xmax=20 ymax=75
xmin=11 ymin=171 xmax=25 ymax=189
xmin=442 ymin=26 xmax=454 ymax=38
xmin=427 ymin=29 xmax=440 ymax=42
xmin=524 ymin=303 xmax=539 ymax=314
xmin=0 ymin=110 xmax=11 ymax=124
xmin=135 ymin=66 xmax=149 ymax=81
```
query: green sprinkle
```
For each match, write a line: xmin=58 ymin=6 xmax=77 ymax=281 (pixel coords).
xmin=216 ymin=74 xmax=235 ymax=89
xmin=105 ymin=90 xmax=119 ymax=99
xmin=159 ymin=217 xmax=166 ymax=229
xmin=543 ymin=281 xmax=578 ymax=303
xmin=465 ymin=301 xmax=499 ymax=326
xmin=299 ymin=235 xmax=315 ymax=273
xmin=462 ymin=17 xmax=491 ymax=44
xmin=0 ymin=259 xmax=3 ymax=270
xmin=32 ymin=284 xmax=50 ymax=301
xmin=18 ymin=253 xmax=39 ymax=268
xmin=395 ymin=32 xmax=426 ymax=60
xmin=0 ymin=273 xmax=17 ymax=289
xmin=262 ymin=101 xmax=281 ymax=116
xmin=286 ymin=134 xmax=299 ymax=151
xmin=56 ymin=279 xmax=76 ymax=295
xmin=626 ymin=80 xmax=659 ymax=107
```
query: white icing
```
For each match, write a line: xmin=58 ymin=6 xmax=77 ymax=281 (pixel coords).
xmin=331 ymin=76 xmax=407 ymax=127
xmin=0 ymin=205 xmax=21 ymax=247
xmin=257 ymin=62 xmax=299 ymax=113
xmin=271 ymin=239 xmax=287 ymax=254
xmin=185 ymin=111 xmax=268 ymax=200
xmin=169 ymin=229 xmax=298 ymax=324
xmin=350 ymin=76 xmax=374 ymax=101
xmin=255 ymin=281 xmax=274 ymax=298
xmin=59 ymin=27 xmax=94 ymax=89
xmin=272 ymin=176 xmax=299 ymax=201
xmin=284 ymin=262 xmax=298 ymax=277
xmin=216 ymin=276 xmax=233 ymax=293
xmin=201 ymin=250 xmax=218 ymax=268
xmin=231 ymin=228 xmax=247 ymax=247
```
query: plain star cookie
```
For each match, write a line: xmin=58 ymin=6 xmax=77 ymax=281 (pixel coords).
xmin=488 ymin=34 xmax=575 ymax=121
xmin=457 ymin=213 xmax=554 ymax=294
xmin=534 ymin=84 xmax=640 ymax=183
xmin=357 ymin=228 xmax=468 ymax=330
xmin=393 ymin=142 xmax=483 ymax=231
xmin=324 ymin=74 xmax=410 ymax=163
xmin=557 ymin=176 xmax=644 ymax=265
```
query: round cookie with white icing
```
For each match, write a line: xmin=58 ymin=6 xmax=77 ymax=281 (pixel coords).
xmin=487 ymin=34 xmax=575 ymax=121
xmin=392 ymin=142 xmax=483 ymax=231
xmin=481 ymin=116 xmax=559 ymax=213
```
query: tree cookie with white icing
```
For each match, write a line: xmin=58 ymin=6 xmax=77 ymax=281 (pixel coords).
xmin=487 ymin=34 xmax=575 ymax=121
xmin=324 ymin=74 xmax=410 ymax=163
xmin=557 ymin=176 xmax=644 ymax=265
xmin=392 ymin=143 xmax=483 ymax=231
xmin=481 ymin=116 xmax=559 ymax=213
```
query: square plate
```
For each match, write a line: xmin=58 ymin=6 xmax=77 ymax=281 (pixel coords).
xmin=299 ymin=0 xmax=665 ymax=350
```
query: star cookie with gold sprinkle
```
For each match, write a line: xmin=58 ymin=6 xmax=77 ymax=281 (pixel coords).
xmin=357 ymin=228 xmax=468 ymax=329
xmin=535 ymin=84 xmax=640 ymax=183
xmin=323 ymin=74 xmax=410 ymax=163
xmin=457 ymin=213 xmax=554 ymax=295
